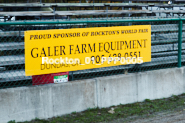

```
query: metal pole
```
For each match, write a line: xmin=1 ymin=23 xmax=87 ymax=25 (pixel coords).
xmin=106 ymin=6 xmax=108 ymax=18
xmin=71 ymin=71 xmax=74 ymax=81
xmin=178 ymin=19 xmax=182 ymax=67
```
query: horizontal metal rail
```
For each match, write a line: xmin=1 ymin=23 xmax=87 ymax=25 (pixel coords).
xmin=0 ymin=18 xmax=184 ymax=25
xmin=0 ymin=2 xmax=185 ymax=8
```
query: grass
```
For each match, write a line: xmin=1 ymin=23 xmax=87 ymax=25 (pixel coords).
xmin=9 ymin=93 xmax=185 ymax=123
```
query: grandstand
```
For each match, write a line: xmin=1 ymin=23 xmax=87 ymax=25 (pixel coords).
xmin=0 ymin=0 xmax=185 ymax=21
xmin=0 ymin=0 xmax=184 ymax=88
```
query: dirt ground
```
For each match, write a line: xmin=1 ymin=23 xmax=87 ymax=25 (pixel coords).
xmin=108 ymin=110 xmax=185 ymax=123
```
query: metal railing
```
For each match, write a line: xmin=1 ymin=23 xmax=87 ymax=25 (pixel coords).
xmin=0 ymin=17 xmax=184 ymax=89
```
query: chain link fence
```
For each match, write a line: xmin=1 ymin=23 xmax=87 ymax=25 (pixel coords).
xmin=0 ymin=17 xmax=184 ymax=89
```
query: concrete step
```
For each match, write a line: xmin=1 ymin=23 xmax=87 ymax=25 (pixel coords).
xmin=0 ymin=70 xmax=31 ymax=83
xmin=0 ymin=42 xmax=24 ymax=51
xmin=0 ymin=55 xmax=24 ymax=66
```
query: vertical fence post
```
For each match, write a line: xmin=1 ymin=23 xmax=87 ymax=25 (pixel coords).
xmin=178 ymin=19 xmax=182 ymax=68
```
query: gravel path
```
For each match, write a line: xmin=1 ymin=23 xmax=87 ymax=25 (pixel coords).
xmin=108 ymin=110 xmax=185 ymax=123
xmin=131 ymin=111 xmax=185 ymax=123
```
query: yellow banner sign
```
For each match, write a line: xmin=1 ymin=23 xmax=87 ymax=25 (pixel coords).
xmin=25 ymin=25 xmax=151 ymax=76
